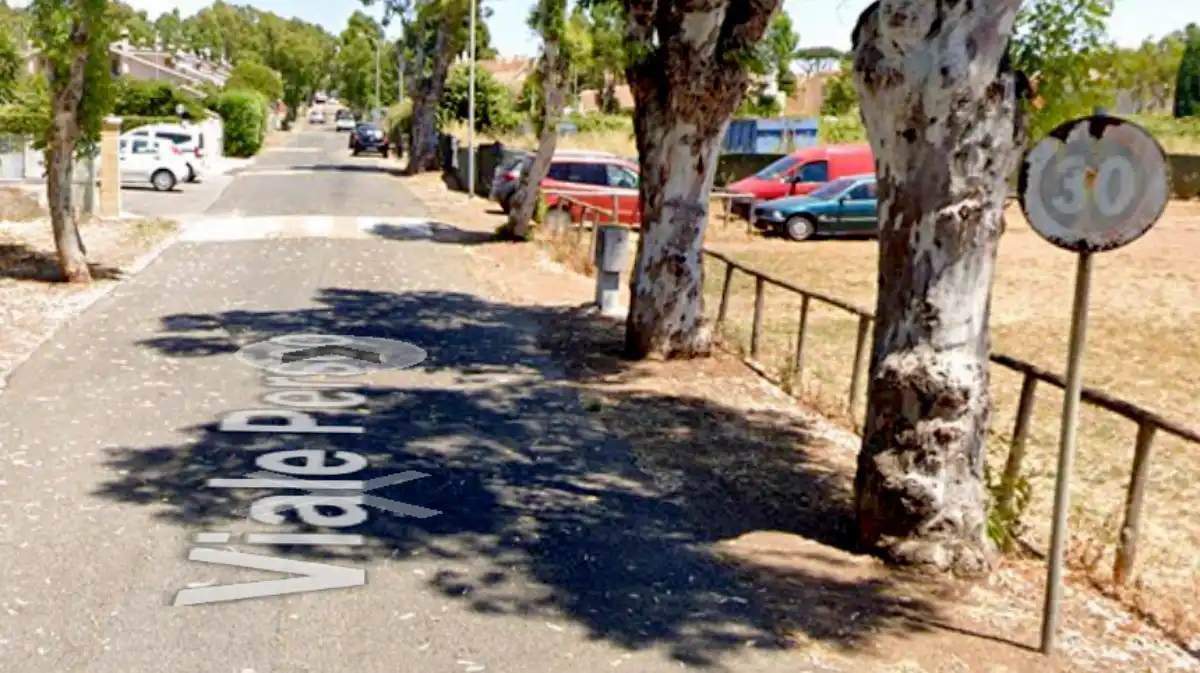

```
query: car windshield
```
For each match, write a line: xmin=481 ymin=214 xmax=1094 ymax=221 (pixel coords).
xmin=754 ymin=155 xmax=800 ymax=180
xmin=808 ymin=177 xmax=857 ymax=200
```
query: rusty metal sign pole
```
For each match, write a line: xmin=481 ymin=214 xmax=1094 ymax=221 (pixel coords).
xmin=1017 ymin=108 xmax=1170 ymax=656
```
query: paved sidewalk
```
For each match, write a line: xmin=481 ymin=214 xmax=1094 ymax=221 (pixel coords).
xmin=0 ymin=225 xmax=811 ymax=672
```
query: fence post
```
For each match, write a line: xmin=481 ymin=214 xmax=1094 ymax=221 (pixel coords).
xmin=1114 ymin=421 xmax=1159 ymax=585
xmin=792 ymin=294 xmax=811 ymax=388
xmin=611 ymin=193 xmax=619 ymax=224
xmin=848 ymin=315 xmax=871 ymax=421
xmin=997 ymin=372 xmax=1038 ymax=544
xmin=716 ymin=262 xmax=734 ymax=328
xmin=750 ymin=276 xmax=765 ymax=360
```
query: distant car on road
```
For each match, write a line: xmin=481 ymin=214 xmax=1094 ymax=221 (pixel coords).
xmin=349 ymin=123 xmax=391 ymax=158
xmin=118 ymin=136 xmax=190 ymax=192
xmin=334 ymin=109 xmax=356 ymax=132
xmin=752 ymin=173 xmax=878 ymax=241
xmin=312 ymin=91 xmax=328 ymax=104
xmin=308 ymin=108 xmax=325 ymax=124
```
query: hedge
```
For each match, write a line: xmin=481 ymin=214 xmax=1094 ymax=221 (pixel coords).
xmin=121 ymin=116 xmax=182 ymax=132
xmin=208 ymin=90 xmax=269 ymax=158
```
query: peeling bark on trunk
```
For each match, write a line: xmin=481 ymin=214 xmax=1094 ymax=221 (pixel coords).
xmin=850 ymin=0 xmax=1026 ymax=576
xmin=404 ymin=17 xmax=455 ymax=175
xmin=46 ymin=32 xmax=92 ymax=284
xmin=622 ymin=0 xmax=781 ymax=360
xmin=509 ymin=40 xmax=566 ymax=239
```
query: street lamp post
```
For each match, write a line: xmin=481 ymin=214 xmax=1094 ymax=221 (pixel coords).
xmin=467 ymin=0 xmax=476 ymax=199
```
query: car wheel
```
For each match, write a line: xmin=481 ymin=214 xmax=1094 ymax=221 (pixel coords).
xmin=151 ymin=169 xmax=176 ymax=192
xmin=784 ymin=214 xmax=816 ymax=241
xmin=186 ymin=164 xmax=197 ymax=183
xmin=352 ymin=148 xmax=360 ymax=156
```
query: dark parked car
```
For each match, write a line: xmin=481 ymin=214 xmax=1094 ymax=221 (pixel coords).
xmin=349 ymin=123 xmax=391 ymax=157
xmin=752 ymin=174 xmax=878 ymax=241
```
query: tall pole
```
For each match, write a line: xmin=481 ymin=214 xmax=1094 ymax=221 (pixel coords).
xmin=374 ymin=32 xmax=382 ymax=120
xmin=467 ymin=0 xmax=477 ymax=199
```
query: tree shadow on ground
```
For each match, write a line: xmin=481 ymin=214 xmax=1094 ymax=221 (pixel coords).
xmin=363 ymin=221 xmax=494 ymax=245
xmin=102 ymin=287 xmax=948 ymax=666
xmin=0 ymin=243 xmax=123 ymax=282
xmin=282 ymin=163 xmax=405 ymax=176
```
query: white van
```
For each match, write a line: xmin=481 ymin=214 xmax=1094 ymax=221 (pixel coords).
xmin=122 ymin=124 xmax=208 ymax=183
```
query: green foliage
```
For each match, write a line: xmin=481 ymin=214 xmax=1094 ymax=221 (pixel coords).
xmin=986 ymin=463 xmax=1034 ymax=553
xmin=438 ymin=63 xmax=520 ymax=134
xmin=821 ymin=63 xmax=858 ymax=116
xmin=225 ymin=61 xmax=285 ymax=102
xmin=210 ymin=89 xmax=268 ymax=157
xmin=761 ymin=12 xmax=800 ymax=98
xmin=385 ymin=99 xmax=413 ymax=144
xmin=1010 ymin=0 xmax=1115 ymax=140
xmin=114 ymin=79 xmax=207 ymax=119
xmin=0 ymin=13 xmax=20 ymax=104
xmin=121 ymin=116 xmax=182 ymax=132
xmin=818 ymin=115 xmax=867 ymax=144
xmin=1176 ymin=25 xmax=1200 ymax=118
xmin=27 ymin=0 xmax=119 ymax=155
xmin=567 ymin=113 xmax=630 ymax=133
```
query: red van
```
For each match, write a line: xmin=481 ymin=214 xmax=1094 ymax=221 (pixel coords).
xmin=727 ymin=144 xmax=875 ymax=205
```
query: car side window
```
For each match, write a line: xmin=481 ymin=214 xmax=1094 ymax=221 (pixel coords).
xmin=795 ymin=161 xmax=829 ymax=183
xmin=131 ymin=139 xmax=153 ymax=154
xmin=565 ymin=162 xmax=608 ymax=185
xmin=546 ymin=162 xmax=571 ymax=181
xmin=157 ymin=132 xmax=189 ymax=144
xmin=848 ymin=183 xmax=873 ymax=199
xmin=605 ymin=164 xmax=638 ymax=188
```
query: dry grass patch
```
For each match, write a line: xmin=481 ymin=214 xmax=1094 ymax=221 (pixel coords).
xmin=704 ymin=200 xmax=1200 ymax=642
xmin=0 ymin=187 xmax=47 ymax=222
xmin=0 ymin=216 xmax=177 ymax=386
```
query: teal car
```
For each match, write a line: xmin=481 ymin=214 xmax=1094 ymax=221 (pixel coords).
xmin=752 ymin=174 xmax=878 ymax=241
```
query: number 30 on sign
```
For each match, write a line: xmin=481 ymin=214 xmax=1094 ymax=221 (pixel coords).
xmin=1018 ymin=115 xmax=1169 ymax=253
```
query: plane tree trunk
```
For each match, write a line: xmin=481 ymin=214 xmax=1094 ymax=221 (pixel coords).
xmin=850 ymin=0 xmax=1026 ymax=576
xmin=404 ymin=10 xmax=459 ymax=175
xmin=508 ymin=33 xmax=566 ymax=239
xmin=622 ymin=0 xmax=781 ymax=360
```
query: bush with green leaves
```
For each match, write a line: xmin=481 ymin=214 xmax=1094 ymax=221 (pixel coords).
xmin=114 ymin=79 xmax=207 ymax=120
xmin=438 ymin=63 xmax=520 ymax=134
xmin=1176 ymin=24 xmax=1200 ymax=118
xmin=385 ymin=100 xmax=412 ymax=146
xmin=225 ymin=61 xmax=285 ymax=102
xmin=209 ymin=90 xmax=269 ymax=157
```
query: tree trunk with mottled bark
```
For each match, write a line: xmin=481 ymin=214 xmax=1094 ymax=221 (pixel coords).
xmin=623 ymin=0 xmax=781 ymax=360
xmin=45 ymin=35 xmax=92 ymax=283
xmin=508 ymin=40 xmax=566 ymax=239
xmin=850 ymin=0 xmax=1026 ymax=576
xmin=404 ymin=15 xmax=455 ymax=175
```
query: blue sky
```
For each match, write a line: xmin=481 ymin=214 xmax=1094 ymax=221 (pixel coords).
xmin=40 ymin=0 xmax=1196 ymax=54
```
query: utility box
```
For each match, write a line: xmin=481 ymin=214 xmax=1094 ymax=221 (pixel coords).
xmin=593 ymin=225 xmax=631 ymax=317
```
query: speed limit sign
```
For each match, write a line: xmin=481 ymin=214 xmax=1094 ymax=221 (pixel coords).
xmin=1018 ymin=115 xmax=1168 ymax=252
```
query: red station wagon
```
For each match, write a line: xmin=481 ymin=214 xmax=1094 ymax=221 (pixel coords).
xmin=726 ymin=144 xmax=876 ymax=214
xmin=494 ymin=150 xmax=642 ymax=226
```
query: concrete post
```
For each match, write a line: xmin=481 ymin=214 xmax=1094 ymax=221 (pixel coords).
xmin=81 ymin=153 xmax=97 ymax=217
xmin=593 ymin=224 xmax=630 ymax=317
xmin=98 ymin=116 xmax=122 ymax=218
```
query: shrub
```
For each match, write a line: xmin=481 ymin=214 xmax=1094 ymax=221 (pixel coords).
xmin=1175 ymin=26 xmax=1200 ymax=118
xmin=209 ymin=90 xmax=268 ymax=157
xmin=114 ymin=78 xmax=207 ymax=120
xmin=225 ymin=61 xmax=284 ymax=102
xmin=438 ymin=63 xmax=520 ymax=134
xmin=385 ymin=99 xmax=412 ymax=146
xmin=567 ymin=113 xmax=631 ymax=133
xmin=121 ymin=116 xmax=181 ymax=132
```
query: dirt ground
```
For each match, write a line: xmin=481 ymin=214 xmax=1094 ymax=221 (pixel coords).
xmin=402 ymin=171 xmax=1200 ymax=672
xmin=698 ymin=200 xmax=1200 ymax=641
xmin=0 ymin=214 xmax=178 ymax=388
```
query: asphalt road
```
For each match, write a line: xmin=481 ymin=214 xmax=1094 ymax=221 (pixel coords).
xmin=0 ymin=129 xmax=814 ymax=672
